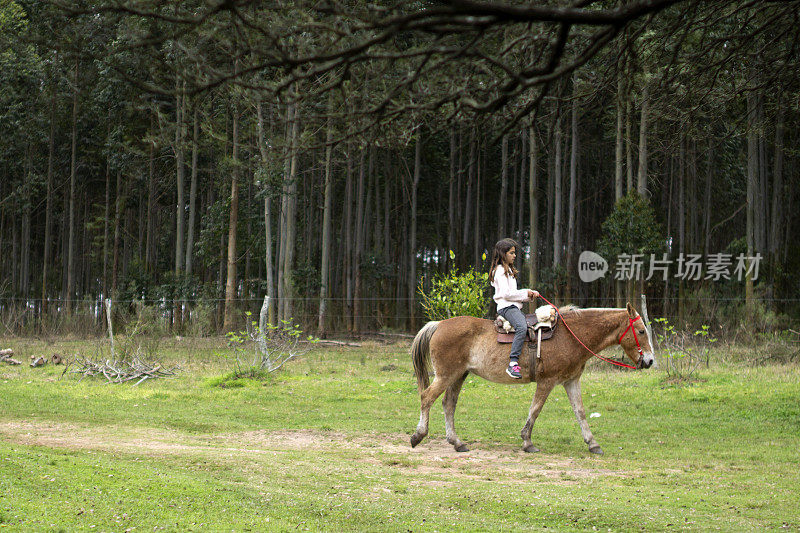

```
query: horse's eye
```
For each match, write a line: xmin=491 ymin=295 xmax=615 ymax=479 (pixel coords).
xmin=638 ymin=330 xmax=646 ymax=335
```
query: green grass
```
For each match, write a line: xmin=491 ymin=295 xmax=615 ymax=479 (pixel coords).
xmin=1 ymin=336 xmax=798 ymax=531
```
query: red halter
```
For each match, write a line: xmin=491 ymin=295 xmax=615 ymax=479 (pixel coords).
xmin=619 ymin=316 xmax=645 ymax=358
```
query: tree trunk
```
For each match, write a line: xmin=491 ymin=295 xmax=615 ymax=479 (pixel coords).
xmin=145 ymin=111 xmax=157 ymax=273
xmin=678 ymin=134 xmax=686 ymax=324
xmin=746 ymin=91 xmax=757 ymax=308
xmin=42 ymin=53 xmax=57 ymax=310
xmin=318 ymin=101 xmax=334 ymax=336
xmin=409 ymin=134 xmax=422 ymax=329
xmin=770 ymin=93 xmax=784 ymax=256
xmin=282 ymin=100 xmax=300 ymax=323
xmin=448 ymin=127 xmax=456 ymax=268
xmin=517 ymin=129 xmax=527 ymax=248
xmin=637 ymin=78 xmax=649 ymax=198
xmin=111 ymin=172 xmax=123 ymax=294
xmin=461 ymin=127 xmax=475 ymax=261
xmin=615 ymin=60 xmax=624 ymax=202
xmin=353 ymin=147 xmax=366 ymax=334
xmin=277 ymin=103 xmax=292 ymax=324
xmin=702 ymin=137 xmax=713 ymax=256
xmin=625 ymin=94 xmax=633 ymax=194
xmin=185 ymin=105 xmax=199 ymax=277
xmin=21 ymin=152 xmax=31 ymax=298
xmin=344 ymin=143 xmax=354 ymax=332
xmin=553 ymin=115 xmax=563 ymax=268
xmin=174 ymin=87 xmax=185 ymax=279
xmin=223 ymin=102 xmax=240 ymax=332
xmin=757 ymin=93 xmax=768 ymax=253
xmin=102 ymin=148 xmax=110 ymax=300
xmin=528 ymin=123 xmax=539 ymax=287
xmin=256 ymin=101 xmax=276 ymax=325
xmin=497 ymin=134 xmax=508 ymax=239
xmin=567 ymin=94 xmax=579 ymax=297
xmin=66 ymin=58 xmax=79 ymax=312
xmin=473 ymin=137 xmax=482 ymax=267
xmin=173 ymin=86 xmax=185 ymax=330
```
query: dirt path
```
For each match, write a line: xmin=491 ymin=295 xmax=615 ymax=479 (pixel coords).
xmin=0 ymin=419 xmax=630 ymax=483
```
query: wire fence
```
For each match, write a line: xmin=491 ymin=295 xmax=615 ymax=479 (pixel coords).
xmin=0 ymin=294 xmax=796 ymax=338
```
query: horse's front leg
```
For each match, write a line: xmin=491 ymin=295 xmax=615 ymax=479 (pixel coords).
xmin=521 ymin=379 xmax=556 ymax=453
xmin=564 ymin=377 xmax=603 ymax=454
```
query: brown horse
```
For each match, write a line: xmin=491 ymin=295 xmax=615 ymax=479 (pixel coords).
xmin=410 ymin=303 xmax=655 ymax=454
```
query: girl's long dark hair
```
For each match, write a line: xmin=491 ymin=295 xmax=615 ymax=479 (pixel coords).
xmin=489 ymin=238 xmax=520 ymax=280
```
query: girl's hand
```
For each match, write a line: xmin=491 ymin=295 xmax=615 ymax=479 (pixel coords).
xmin=528 ymin=290 xmax=539 ymax=300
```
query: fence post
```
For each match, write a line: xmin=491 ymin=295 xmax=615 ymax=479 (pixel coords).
xmin=640 ymin=293 xmax=655 ymax=352
xmin=105 ymin=298 xmax=115 ymax=358
xmin=259 ymin=295 xmax=270 ymax=333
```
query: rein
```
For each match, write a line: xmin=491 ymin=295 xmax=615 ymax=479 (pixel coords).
xmin=537 ymin=295 xmax=640 ymax=370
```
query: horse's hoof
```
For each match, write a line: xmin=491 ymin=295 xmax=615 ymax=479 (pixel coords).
xmin=589 ymin=445 xmax=604 ymax=455
xmin=455 ymin=444 xmax=469 ymax=452
xmin=523 ymin=445 xmax=540 ymax=453
xmin=410 ymin=433 xmax=423 ymax=448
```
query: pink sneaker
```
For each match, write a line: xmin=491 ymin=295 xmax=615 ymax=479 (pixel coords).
xmin=506 ymin=363 xmax=521 ymax=379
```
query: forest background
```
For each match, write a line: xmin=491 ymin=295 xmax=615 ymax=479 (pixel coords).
xmin=1 ymin=0 xmax=798 ymax=338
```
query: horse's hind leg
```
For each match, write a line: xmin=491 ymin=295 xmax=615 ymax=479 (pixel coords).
xmin=443 ymin=372 xmax=469 ymax=452
xmin=564 ymin=378 xmax=603 ymax=454
xmin=521 ymin=379 xmax=556 ymax=453
xmin=410 ymin=375 xmax=451 ymax=448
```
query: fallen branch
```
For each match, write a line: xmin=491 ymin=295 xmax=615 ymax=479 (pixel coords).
xmin=65 ymin=354 xmax=179 ymax=385
xmin=1 ymin=354 xmax=22 ymax=365
xmin=365 ymin=331 xmax=414 ymax=339
xmin=314 ymin=339 xmax=362 ymax=347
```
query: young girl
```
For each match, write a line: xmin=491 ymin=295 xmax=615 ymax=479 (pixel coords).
xmin=489 ymin=238 xmax=539 ymax=378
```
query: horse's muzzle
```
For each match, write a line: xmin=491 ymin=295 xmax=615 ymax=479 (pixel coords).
xmin=638 ymin=353 xmax=655 ymax=369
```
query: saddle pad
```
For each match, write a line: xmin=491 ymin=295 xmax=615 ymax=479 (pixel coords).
xmin=496 ymin=313 xmax=558 ymax=343
xmin=495 ymin=306 xmax=558 ymax=333
xmin=496 ymin=328 xmax=556 ymax=343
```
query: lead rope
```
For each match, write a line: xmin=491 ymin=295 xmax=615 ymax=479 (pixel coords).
xmin=537 ymin=295 xmax=639 ymax=370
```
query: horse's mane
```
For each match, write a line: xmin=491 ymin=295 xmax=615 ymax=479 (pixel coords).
xmin=558 ymin=304 xmax=581 ymax=314
xmin=556 ymin=305 xmax=626 ymax=317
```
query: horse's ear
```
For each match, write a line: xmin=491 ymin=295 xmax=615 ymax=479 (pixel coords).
xmin=626 ymin=303 xmax=636 ymax=318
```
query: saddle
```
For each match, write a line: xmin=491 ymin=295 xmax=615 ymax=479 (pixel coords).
xmin=495 ymin=305 xmax=558 ymax=343
xmin=495 ymin=305 xmax=559 ymax=381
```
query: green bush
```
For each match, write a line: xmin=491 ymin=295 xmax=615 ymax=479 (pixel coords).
xmin=654 ymin=317 xmax=717 ymax=381
xmin=419 ymin=264 xmax=489 ymax=321
xmin=598 ymin=191 xmax=664 ymax=262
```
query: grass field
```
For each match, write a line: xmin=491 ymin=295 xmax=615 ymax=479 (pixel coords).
xmin=1 ymin=336 xmax=798 ymax=531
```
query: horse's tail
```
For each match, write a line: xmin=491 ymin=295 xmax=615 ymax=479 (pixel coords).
xmin=411 ymin=321 xmax=439 ymax=394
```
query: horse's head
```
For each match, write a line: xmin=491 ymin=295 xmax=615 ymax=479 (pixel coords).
xmin=620 ymin=303 xmax=655 ymax=369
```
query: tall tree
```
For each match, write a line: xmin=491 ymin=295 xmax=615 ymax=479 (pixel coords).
xmin=528 ymin=122 xmax=539 ymax=287
xmin=318 ymin=95 xmax=334 ymax=336
xmin=223 ymin=100 xmax=240 ymax=332
xmin=65 ymin=59 xmax=80 ymax=311
xmin=185 ymin=105 xmax=199 ymax=277
xmin=636 ymin=73 xmax=650 ymax=198
xmin=409 ymin=132 xmax=421 ymax=328
xmin=42 ymin=52 xmax=57 ymax=309
xmin=256 ymin=101 xmax=276 ymax=325
xmin=615 ymin=57 xmax=624 ymax=202
xmin=745 ymin=90 xmax=757 ymax=308
xmin=553 ymin=114 xmax=563 ymax=268
xmin=497 ymin=134 xmax=509 ymax=238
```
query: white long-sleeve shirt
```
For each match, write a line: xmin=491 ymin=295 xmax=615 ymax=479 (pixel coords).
xmin=491 ymin=264 xmax=530 ymax=310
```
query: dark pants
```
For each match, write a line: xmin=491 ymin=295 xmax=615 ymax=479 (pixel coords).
xmin=498 ymin=305 xmax=527 ymax=363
